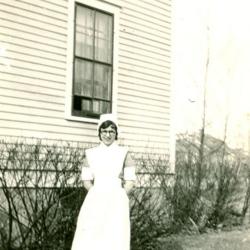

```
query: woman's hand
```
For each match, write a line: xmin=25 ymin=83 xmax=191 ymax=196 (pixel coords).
xmin=83 ymin=180 xmax=93 ymax=191
xmin=123 ymin=180 xmax=135 ymax=195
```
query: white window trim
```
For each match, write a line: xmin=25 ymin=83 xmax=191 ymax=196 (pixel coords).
xmin=65 ymin=0 xmax=121 ymax=124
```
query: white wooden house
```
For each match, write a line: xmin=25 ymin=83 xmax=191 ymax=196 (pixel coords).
xmin=0 ymin=0 xmax=175 ymax=170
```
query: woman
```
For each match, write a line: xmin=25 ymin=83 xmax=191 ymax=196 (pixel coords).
xmin=71 ymin=113 xmax=136 ymax=250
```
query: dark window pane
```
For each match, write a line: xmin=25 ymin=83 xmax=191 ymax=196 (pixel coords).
xmin=93 ymin=63 xmax=112 ymax=100
xmin=95 ymin=12 xmax=113 ymax=63
xmin=73 ymin=97 xmax=91 ymax=114
xmin=74 ymin=59 xmax=93 ymax=97
xmin=81 ymin=99 xmax=91 ymax=112
xmin=73 ymin=96 xmax=82 ymax=111
xmin=93 ymin=100 xmax=111 ymax=114
xmin=75 ymin=6 xmax=94 ymax=59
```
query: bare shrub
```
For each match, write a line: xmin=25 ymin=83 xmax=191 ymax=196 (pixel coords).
xmin=0 ymin=140 xmax=85 ymax=250
xmin=0 ymin=140 xmax=175 ymax=250
xmin=0 ymin=137 xmax=249 ymax=250
xmin=130 ymin=155 xmax=174 ymax=250
xmin=174 ymin=133 xmax=249 ymax=233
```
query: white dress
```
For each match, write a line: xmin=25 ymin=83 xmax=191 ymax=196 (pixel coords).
xmin=71 ymin=142 xmax=136 ymax=250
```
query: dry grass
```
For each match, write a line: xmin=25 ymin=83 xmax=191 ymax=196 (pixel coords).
xmin=163 ymin=228 xmax=250 ymax=250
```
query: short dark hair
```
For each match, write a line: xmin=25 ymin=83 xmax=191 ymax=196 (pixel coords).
xmin=98 ymin=120 xmax=118 ymax=140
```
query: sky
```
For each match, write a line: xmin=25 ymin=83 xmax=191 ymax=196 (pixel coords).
xmin=172 ymin=0 xmax=250 ymax=151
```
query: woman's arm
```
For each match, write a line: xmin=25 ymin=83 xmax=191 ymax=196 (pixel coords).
xmin=81 ymin=157 xmax=94 ymax=191
xmin=123 ymin=152 xmax=136 ymax=194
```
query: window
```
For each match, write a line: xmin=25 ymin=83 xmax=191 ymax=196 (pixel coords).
xmin=72 ymin=4 xmax=114 ymax=118
xmin=66 ymin=0 xmax=120 ymax=122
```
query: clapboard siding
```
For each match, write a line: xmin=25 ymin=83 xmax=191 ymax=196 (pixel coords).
xmin=124 ymin=0 xmax=171 ymax=15
xmin=3 ymin=51 xmax=65 ymax=70
xmin=119 ymin=139 xmax=171 ymax=155
xmin=0 ymin=72 xmax=65 ymax=90
xmin=0 ymin=103 xmax=64 ymax=118
xmin=119 ymin=57 xmax=169 ymax=78
xmin=2 ymin=57 xmax=65 ymax=77
xmin=0 ymin=96 xmax=64 ymax=112
xmin=0 ymin=34 xmax=66 ymax=56
xmin=120 ymin=18 xmax=170 ymax=39
xmin=0 ymin=90 xmax=63 ymax=107
xmin=119 ymin=82 xmax=170 ymax=99
xmin=0 ymin=86 xmax=63 ymax=103
xmin=118 ymin=87 xmax=169 ymax=104
xmin=1 ymin=23 xmax=66 ymax=48
xmin=0 ymin=112 xmax=97 ymax=132
xmin=119 ymin=61 xmax=170 ymax=80
xmin=121 ymin=1 xmax=171 ymax=28
xmin=13 ymin=0 xmax=68 ymax=15
xmin=0 ymin=71 xmax=64 ymax=90
xmin=0 ymin=26 xmax=65 ymax=52
xmin=119 ymin=32 xmax=170 ymax=55
xmin=119 ymin=75 xmax=170 ymax=93
xmin=118 ymin=113 xmax=170 ymax=131
xmin=0 ymin=65 xmax=65 ymax=83
xmin=118 ymin=93 xmax=170 ymax=109
xmin=0 ymin=1 xmax=67 ymax=20
xmin=117 ymin=0 xmax=171 ymax=154
xmin=119 ymin=24 xmax=170 ymax=47
xmin=119 ymin=48 xmax=170 ymax=69
xmin=118 ymin=106 xmax=170 ymax=123
xmin=119 ymin=68 xmax=169 ymax=85
xmin=0 ymin=44 xmax=66 ymax=63
xmin=122 ymin=134 xmax=169 ymax=145
xmin=119 ymin=100 xmax=169 ymax=113
xmin=119 ymin=44 xmax=170 ymax=68
xmin=0 ymin=0 xmax=173 ymax=158
xmin=0 ymin=3 xmax=67 ymax=28
xmin=0 ymin=108 xmax=170 ymax=133
xmin=0 ymin=120 xmax=96 ymax=138
xmin=119 ymin=49 xmax=170 ymax=68
xmin=0 ymin=81 xmax=64 ymax=97
xmin=0 ymin=127 xmax=97 ymax=143
xmin=36 ymin=0 xmax=68 ymax=8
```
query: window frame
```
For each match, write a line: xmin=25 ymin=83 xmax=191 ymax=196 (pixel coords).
xmin=65 ymin=0 xmax=121 ymax=123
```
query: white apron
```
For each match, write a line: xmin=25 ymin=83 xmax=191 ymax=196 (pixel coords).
xmin=71 ymin=143 xmax=131 ymax=250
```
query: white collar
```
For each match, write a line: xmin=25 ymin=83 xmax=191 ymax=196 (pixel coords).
xmin=99 ymin=141 xmax=118 ymax=150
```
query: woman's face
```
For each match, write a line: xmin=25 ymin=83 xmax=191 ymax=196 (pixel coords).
xmin=100 ymin=125 xmax=117 ymax=146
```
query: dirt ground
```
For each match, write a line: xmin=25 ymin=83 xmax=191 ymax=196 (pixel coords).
xmin=164 ymin=228 xmax=250 ymax=250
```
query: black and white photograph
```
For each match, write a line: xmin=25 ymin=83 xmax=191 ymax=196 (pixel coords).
xmin=0 ymin=0 xmax=250 ymax=249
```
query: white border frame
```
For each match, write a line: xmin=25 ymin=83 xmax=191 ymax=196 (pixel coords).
xmin=65 ymin=0 xmax=121 ymax=124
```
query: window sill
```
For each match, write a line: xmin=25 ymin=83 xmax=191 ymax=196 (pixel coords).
xmin=65 ymin=114 xmax=99 ymax=124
